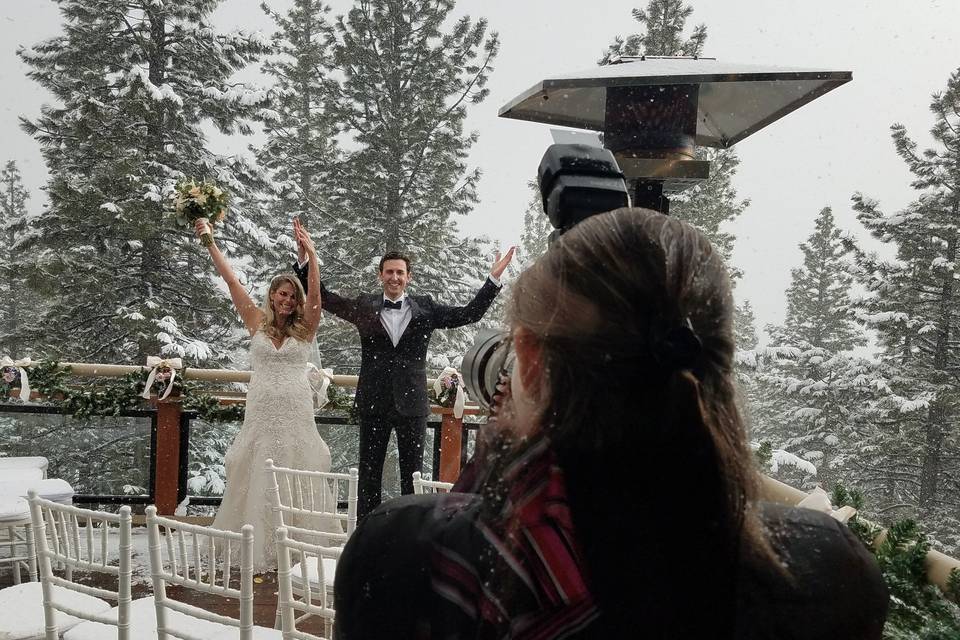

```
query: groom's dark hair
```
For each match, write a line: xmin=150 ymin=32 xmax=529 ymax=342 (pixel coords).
xmin=379 ymin=251 xmax=412 ymax=273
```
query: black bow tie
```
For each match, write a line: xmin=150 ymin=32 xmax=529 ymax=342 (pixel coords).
xmin=383 ymin=299 xmax=403 ymax=310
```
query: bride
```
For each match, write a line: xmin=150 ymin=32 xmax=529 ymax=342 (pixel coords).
xmin=198 ymin=219 xmax=341 ymax=570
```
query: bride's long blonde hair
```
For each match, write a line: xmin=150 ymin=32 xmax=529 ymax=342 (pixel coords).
xmin=260 ymin=274 xmax=312 ymax=342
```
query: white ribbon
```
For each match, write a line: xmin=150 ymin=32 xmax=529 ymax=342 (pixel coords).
xmin=306 ymin=362 xmax=335 ymax=411
xmin=141 ymin=357 xmax=183 ymax=401
xmin=433 ymin=366 xmax=467 ymax=419
xmin=0 ymin=356 xmax=32 ymax=402
xmin=796 ymin=486 xmax=857 ymax=524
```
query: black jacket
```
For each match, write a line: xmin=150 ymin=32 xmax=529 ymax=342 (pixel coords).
xmin=294 ymin=264 xmax=499 ymax=417
xmin=334 ymin=495 xmax=889 ymax=639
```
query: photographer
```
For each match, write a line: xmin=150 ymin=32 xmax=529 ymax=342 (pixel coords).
xmin=334 ymin=208 xmax=888 ymax=639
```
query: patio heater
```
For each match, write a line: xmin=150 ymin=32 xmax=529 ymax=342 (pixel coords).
xmin=499 ymin=56 xmax=852 ymax=218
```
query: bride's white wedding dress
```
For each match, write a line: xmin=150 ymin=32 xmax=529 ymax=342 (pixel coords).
xmin=212 ymin=330 xmax=342 ymax=571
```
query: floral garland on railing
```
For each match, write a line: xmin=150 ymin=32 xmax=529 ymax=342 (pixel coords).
xmin=0 ymin=359 xmax=354 ymax=423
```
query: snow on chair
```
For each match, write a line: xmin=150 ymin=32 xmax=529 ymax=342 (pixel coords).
xmin=412 ymin=471 xmax=454 ymax=495
xmin=275 ymin=527 xmax=339 ymax=640
xmin=23 ymin=492 xmax=130 ymax=640
xmin=145 ymin=506 xmax=283 ymax=640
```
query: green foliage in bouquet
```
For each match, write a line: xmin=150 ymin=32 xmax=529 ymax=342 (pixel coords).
xmin=831 ymin=485 xmax=960 ymax=639
xmin=171 ymin=179 xmax=228 ymax=246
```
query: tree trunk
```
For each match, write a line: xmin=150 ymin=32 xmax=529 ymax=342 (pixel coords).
xmin=918 ymin=195 xmax=958 ymax=508
xmin=138 ymin=10 xmax=168 ymax=358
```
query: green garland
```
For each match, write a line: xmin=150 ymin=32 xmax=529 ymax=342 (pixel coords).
xmin=831 ymin=485 xmax=960 ymax=638
xmin=0 ymin=360 xmax=353 ymax=423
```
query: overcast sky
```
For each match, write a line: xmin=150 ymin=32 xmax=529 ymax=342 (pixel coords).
xmin=2 ymin=0 xmax=959 ymax=345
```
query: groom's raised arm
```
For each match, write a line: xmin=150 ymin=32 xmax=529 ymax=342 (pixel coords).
xmin=432 ymin=246 xmax=515 ymax=329
xmin=293 ymin=258 xmax=364 ymax=326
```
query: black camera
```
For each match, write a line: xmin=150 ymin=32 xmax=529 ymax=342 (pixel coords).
xmin=461 ymin=144 xmax=629 ymax=410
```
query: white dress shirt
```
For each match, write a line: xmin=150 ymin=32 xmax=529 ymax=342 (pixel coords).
xmin=380 ymin=293 xmax=412 ymax=347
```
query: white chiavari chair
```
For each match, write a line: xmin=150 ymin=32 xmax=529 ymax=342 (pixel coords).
xmin=145 ymin=506 xmax=282 ymax=640
xmin=275 ymin=528 xmax=338 ymax=640
xmin=22 ymin=492 xmax=130 ymax=640
xmin=265 ymin=461 xmax=356 ymax=629
xmin=412 ymin=471 xmax=454 ymax=495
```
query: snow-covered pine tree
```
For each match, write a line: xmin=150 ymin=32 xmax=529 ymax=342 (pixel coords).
xmin=519 ymin=179 xmax=552 ymax=267
xmin=0 ymin=160 xmax=31 ymax=355
xmin=324 ymin=0 xmax=501 ymax=366
xmin=597 ymin=0 xmax=706 ymax=66
xmin=847 ymin=68 xmax=960 ymax=551
xmin=779 ymin=207 xmax=864 ymax=352
xmin=752 ymin=207 xmax=875 ymax=490
xmin=258 ymin=0 xmax=339 ymax=229
xmin=18 ymin=0 xmax=274 ymax=364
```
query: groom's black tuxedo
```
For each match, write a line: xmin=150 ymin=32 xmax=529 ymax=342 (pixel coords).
xmin=320 ymin=283 xmax=500 ymax=417
xmin=294 ymin=263 xmax=500 ymax=516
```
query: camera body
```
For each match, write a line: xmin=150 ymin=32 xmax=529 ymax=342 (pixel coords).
xmin=461 ymin=144 xmax=630 ymax=410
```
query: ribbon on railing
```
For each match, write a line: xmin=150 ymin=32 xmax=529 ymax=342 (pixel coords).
xmin=141 ymin=357 xmax=183 ymax=401
xmin=306 ymin=362 xmax=335 ymax=411
xmin=433 ymin=366 xmax=467 ymax=419
xmin=0 ymin=356 xmax=32 ymax=402
xmin=796 ymin=486 xmax=857 ymax=524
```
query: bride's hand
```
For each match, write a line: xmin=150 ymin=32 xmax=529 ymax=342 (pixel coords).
xmin=195 ymin=219 xmax=214 ymax=245
xmin=296 ymin=224 xmax=317 ymax=258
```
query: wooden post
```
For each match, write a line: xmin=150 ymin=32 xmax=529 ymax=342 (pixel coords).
xmin=437 ymin=410 xmax=463 ymax=484
xmin=153 ymin=398 xmax=182 ymax=515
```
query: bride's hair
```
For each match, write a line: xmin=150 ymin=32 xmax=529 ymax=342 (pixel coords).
xmin=260 ymin=274 xmax=312 ymax=342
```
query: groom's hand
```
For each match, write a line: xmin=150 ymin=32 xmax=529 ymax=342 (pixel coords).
xmin=490 ymin=246 xmax=516 ymax=280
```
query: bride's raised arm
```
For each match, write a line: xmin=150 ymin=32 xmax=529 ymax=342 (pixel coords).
xmin=197 ymin=219 xmax=262 ymax=335
xmin=295 ymin=220 xmax=322 ymax=336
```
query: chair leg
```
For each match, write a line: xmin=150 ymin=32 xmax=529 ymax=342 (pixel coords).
xmin=9 ymin=526 xmax=22 ymax=584
xmin=274 ymin=602 xmax=282 ymax=630
xmin=27 ymin=523 xmax=38 ymax=582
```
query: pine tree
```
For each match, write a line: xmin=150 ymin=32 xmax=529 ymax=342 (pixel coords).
xmin=323 ymin=0 xmax=501 ymax=366
xmin=0 ymin=161 xmax=31 ymax=355
xmin=777 ymin=207 xmax=863 ymax=352
xmin=847 ymin=68 xmax=960 ymax=549
xmin=18 ymin=0 xmax=273 ymax=364
xmin=749 ymin=207 xmax=874 ymax=490
xmin=519 ymin=179 xmax=552 ymax=267
xmin=258 ymin=0 xmax=339 ymax=228
xmin=598 ymin=0 xmax=706 ymax=65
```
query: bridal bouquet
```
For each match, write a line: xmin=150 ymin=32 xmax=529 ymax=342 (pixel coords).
xmin=171 ymin=179 xmax=228 ymax=246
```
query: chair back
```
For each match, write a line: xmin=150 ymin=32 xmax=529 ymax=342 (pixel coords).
xmin=266 ymin=460 xmax=357 ymax=546
xmin=145 ymin=505 xmax=255 ymax=640
xmin=412 ymin=471 xmax=454 ymax=495
xmin=28 ymin=490 xmax=132 ymax=639
xmin=275 ymin=527 xmax=339 ymax=640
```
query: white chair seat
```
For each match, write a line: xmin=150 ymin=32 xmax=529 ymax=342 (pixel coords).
xmin=0 ymin=469 xmax=43 ymax=484
xmin=0 ymin=478 xmax=74 ymax=504
xmin=290 ymin=556 xmax=337 ymax=589
xmin=63 ymin=595 xmax=243 ymax=640
xmin=0 ymin=457 xmax=48 ymax=472
xmin=0 ymin=581 xmax=111 ymax=640
xmin=0 ymin=495 xmax=30 ymax=523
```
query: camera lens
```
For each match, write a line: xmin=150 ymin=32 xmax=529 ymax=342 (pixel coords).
xmin=461 ymin=328 xmax=512 ymax=411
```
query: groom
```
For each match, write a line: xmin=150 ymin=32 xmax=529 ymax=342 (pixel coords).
xmin=293 ymin=220 xmax=515 ymax=518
